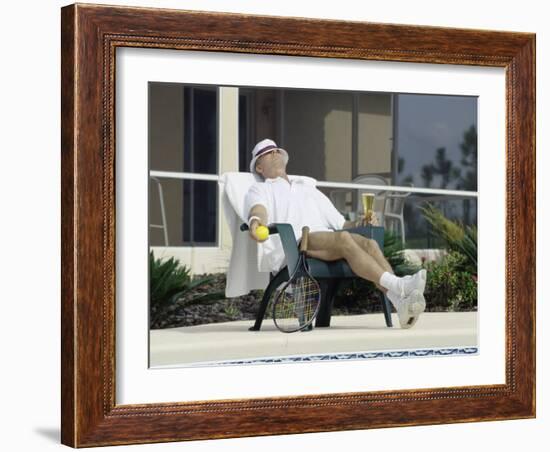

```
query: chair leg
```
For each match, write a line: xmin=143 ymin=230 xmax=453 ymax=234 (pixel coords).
xmin=382 ymin=292 xmax=394 ymax=327
xmin=249 ymin=268 xmax=289 ymax=331
xmin=315 ymin=280 xmax=340 ymax=328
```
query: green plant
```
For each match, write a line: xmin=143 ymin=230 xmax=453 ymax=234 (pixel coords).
xmin=223 ymin=302 xmax=241 ymax=319
xmin=424 ymin=251 xmax=477 ymax=311
xmin=149 ymin=250 xmax=223 ymax=328
xmin=420 ymin=204 xmax=477 ymax=274
xmin=384 ymin=230 xmax=421 ymax=276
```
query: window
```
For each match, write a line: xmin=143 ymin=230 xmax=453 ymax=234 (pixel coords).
xmin=237 ymin=88 xmax=477 ymax=249
xmin=394 ymin=94 xmax=478 ymax=247
xmin=149 ymin=83 xmax=478 ymax=256
xmin=149 ymin=83 xmax=218 ymax=247
xmin=182 ymin=87 xmax=218 ymax=245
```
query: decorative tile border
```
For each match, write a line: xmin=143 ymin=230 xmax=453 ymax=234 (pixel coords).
xmin=179 ymin=346 xmax=479 ymax=368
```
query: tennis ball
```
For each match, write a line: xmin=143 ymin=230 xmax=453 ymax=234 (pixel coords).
xmin=256 ymin=225 xmax=269 ymax=241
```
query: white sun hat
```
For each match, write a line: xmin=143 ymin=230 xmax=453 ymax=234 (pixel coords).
xmin=249 ymin=139 xmax=289 ymax=175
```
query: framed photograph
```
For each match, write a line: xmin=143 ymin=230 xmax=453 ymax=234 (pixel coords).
xmin=61 ymin=3 xmax=535 ymax=447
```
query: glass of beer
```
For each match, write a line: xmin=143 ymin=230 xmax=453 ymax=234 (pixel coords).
xmin=361 ymin=193 xmax=375 ymax=225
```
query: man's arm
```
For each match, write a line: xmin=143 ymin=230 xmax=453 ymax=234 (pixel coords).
xmin=342 ymin=220 xmax=357 ymax=229
xmin=247 ymin=204 xmax=269 ymax=242
xmin=342 ymin=213 xmax=378 ymax=229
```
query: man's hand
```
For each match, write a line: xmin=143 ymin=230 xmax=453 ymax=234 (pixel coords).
xmin=249 ymin=220 xmax=269 ymax=242
xmin=364 ymin=211 xmax=380 ymax=226
xmin=247 ymin=204 xmax=269 ymax=242
xmin=354 ymin=213 xmax=380 ymax=226
xmin=343 ymin=213 xmax=379 ymax=229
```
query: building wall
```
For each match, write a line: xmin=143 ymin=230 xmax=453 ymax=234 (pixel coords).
xmin=217 ymin=87 xmax=239 ymax=269
xmin=282 ymin=90 xmax=392 ymax=183
xmin=357 ymin=93 xmax=393 ymax=178
xmin=283 ymin=90 xmax=353 ymax=182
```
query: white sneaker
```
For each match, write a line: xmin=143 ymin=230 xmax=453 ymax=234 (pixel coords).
xmin=398 ymin=269 xmax=427 ymax=298
xmin=386 ymin=290 xmax=401 ymax=311
xmin=396 ymin=289 xmax=426 ymax=329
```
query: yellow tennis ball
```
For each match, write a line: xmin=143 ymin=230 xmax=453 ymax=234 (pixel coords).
xmin=256 ymin=225 xmax=269 ymax=241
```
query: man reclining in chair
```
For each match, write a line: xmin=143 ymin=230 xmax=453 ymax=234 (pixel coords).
xmin=245 ymin=139 xmax=427 ymax=329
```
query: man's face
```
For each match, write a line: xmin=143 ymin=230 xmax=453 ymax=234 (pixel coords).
xmin=255 ymin=149 xmax=287 ymax=178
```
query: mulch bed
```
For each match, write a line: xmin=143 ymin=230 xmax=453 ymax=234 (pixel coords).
xmin=151 ymin=272 xmax=476 ymax=329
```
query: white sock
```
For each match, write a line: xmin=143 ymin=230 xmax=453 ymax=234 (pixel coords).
xmin=379 ymin=272 xmax=402 ymax=295
xmin=380 ymin=270 xmax=427 ymax=301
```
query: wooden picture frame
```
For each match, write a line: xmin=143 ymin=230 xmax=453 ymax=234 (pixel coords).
xmin=61 ymin=3 xmax=535 ymax=447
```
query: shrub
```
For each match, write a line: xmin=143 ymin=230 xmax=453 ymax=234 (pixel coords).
xmin=424 ymin=251 xmax=477 ymax=311
xmin=149 ymin=251 xmax=223 ymax=328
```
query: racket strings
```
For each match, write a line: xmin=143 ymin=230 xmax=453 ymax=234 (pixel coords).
xmin=273 ymin=275 xmax=320 ymax=332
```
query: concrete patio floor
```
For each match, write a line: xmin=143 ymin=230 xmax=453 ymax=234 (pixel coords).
xmin=149 ymin=311 xmax=477 ymax=367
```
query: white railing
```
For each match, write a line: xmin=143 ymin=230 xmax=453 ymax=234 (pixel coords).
xmin=149 ymin=170 xmax=478 ymax=198
xmin=149 ymin=171 xmax=220 ymax=182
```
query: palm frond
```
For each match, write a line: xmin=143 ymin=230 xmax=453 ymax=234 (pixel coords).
xmin=419 ymin=204 xmax=477 ymax=274
xmin=149 ymin=250 xmax=222 ymax=328
xmin=384 ymin=230 xmax=420 ymax=276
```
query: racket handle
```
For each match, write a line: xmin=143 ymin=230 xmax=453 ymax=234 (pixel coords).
xmin=300 ymin=226 xmax=310 ymax=252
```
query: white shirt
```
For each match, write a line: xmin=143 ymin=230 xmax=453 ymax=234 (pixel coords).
xmin=244 ymin=175 xmax=346 ymax=271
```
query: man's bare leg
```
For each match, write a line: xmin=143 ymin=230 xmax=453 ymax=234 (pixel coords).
xmin=306 ymin=231 xmax=386 ymax=284
xmin=349 ymin=234 xmax=393 ymax=293
xmin=349 ymin=234 xmax=393 ymax=273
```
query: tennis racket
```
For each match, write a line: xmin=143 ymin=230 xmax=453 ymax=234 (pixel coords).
xmin=272 ymin=226 xmax=321 ymax=333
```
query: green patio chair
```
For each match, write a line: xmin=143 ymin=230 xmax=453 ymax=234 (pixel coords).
xmin=240 ymin=223 xmax=394 ymax=331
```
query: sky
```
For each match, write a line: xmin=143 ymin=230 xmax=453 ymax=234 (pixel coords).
xmin=396 ymin=93 xmax=478 ymax=191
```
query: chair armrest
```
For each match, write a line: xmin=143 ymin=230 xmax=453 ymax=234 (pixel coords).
xmin=240 ymin=223 xmax=279 ymax=235
xmin=239 ymin=223 xmax=300 ymax=272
